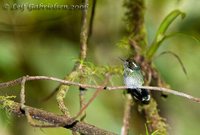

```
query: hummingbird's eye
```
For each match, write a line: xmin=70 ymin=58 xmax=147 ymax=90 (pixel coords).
xmin=127 ymin=62 xmax=134 ymax=69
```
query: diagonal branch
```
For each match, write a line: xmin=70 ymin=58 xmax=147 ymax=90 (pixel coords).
xmin=0 ymin=98 xmax=117 ymax=135
xmin=74 ymin=73 xmax=111 ymax=119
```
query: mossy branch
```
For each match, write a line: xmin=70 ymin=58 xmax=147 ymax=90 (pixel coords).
xmin=1 ymin=76 xmax=200 ymax=134
xmin=0 ymin=97 xmax=116 ymax=135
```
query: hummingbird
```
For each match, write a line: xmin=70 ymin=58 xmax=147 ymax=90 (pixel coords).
xmin=122 ymin=58 xmax=150 ymax=104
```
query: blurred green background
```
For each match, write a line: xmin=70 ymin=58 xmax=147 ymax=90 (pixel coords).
xmin=0 ymin=0 xmax=200 ymax=135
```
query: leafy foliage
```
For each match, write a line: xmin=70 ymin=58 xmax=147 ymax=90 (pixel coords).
xmin=75 ymin=60 xmax=123 ymax=85
xmin=146 ymin=10 xmax=185 ymax=59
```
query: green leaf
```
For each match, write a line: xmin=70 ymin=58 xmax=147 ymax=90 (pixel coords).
xmin=151 ymin=130 xmax=159 ymax=135
xmin=155 ymin=51 xmax=187 ymax=77
xmin=156 ymin=10 xmax=185 ymax=37
xmin=146 ymin=10 xmax=185 ymax=60
xmin=145 ymin=124 xmax=149 ymax=135
xmin=165 ymin=31 xmax=200 ymax=44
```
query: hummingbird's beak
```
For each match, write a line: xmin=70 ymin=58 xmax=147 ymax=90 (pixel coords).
xmin=119 ymin=57 xmax=125 ymax=62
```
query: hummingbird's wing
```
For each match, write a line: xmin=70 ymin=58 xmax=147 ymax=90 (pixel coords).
xmin=128 ymin=88 xmax=150 ymax=104
xmin=133 ymin=70 xmax=144 ymax=86
xmin=138 ymin=70 xmax=144 ymax=84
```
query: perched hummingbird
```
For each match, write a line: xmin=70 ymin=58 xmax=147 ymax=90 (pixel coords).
xmin=122 ymin=58 xmax=150 ymax=104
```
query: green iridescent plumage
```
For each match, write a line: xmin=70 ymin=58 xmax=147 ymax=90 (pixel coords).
xmin=123 ymin=59 xmax=150 ymax=104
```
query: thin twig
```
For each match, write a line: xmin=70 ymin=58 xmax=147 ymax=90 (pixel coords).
xmin=79 ymin=79 xmax=87 ymax=121
xmin=74 ymin=73 xmax=111 ymax=119
xmin=0 ymin=98 xmax=117 ymax=135
xmin=20 ymin=76 xmax=27 ymax=109
xmin=121 ymin=94 xmax=133 ymax=135
xmin=88 ymin=0 xmax=97 ymax=38
xmin=0 ymin=75 xmax=200 ymax=103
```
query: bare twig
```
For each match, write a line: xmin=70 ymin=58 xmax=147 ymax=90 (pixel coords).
xmin=79 ymin=79 xmax=87 ymax=121
xmin=0 ymin=98 xmax=117 ymax=135
xmin=0 ymin=75 xmax=200 ymax=103
xmin=88 ymin=0 xmax=97 ymax=38
xmin=74 ymin=73 xmax=111 ymax=119
xmin=121 ymin=94 xmax=133 ymax=135
xmin=20 ymin=76 xmax=27 ymax=109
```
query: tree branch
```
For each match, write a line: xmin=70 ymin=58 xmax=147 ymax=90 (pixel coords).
xmin=78 ymin=0 xmax=90 ymax=121
xmin=0 ymin=75 xmax=200 ymax=103
xmin=79 ymin=0 xmax=89 ymax=64
xmin=88 ymin=0 xmax=97 ymax=38
xmin=0 ymin=98 xmax=116 ymax=135
xmin=121 ymin=94 xmax=133 ymax=135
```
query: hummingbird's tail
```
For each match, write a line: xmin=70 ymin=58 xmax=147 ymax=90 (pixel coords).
xmin=127 ymin=88 xmax=150 ymax=104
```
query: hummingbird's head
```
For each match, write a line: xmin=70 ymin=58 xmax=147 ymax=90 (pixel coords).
xmin=124 ymin=59 xmax=140 ymax=71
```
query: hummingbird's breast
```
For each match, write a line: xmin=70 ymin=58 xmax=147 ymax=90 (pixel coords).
xmin=124 ymin=75 xmax=143 ymax=88
xmin=124 ymin=69 xmax=144 ymax=88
